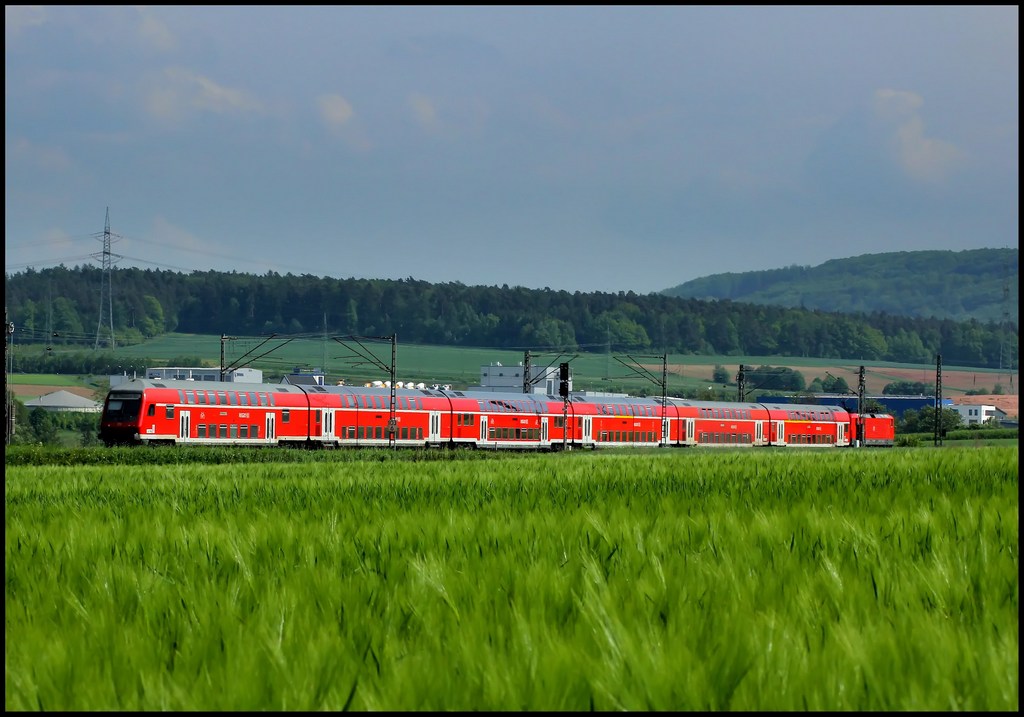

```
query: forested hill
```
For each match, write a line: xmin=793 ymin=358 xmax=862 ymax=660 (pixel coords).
xmin=3 ymin=262 xmax=1017 ymax=369
xmin=662 ymin=248 xmax=1018 ymax=324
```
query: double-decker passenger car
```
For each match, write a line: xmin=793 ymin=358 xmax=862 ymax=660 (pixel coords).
xmin=99 ymin=379 xmax=895 ymax=450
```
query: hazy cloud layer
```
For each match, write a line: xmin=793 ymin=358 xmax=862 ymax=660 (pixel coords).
xmin=5 ymin=6 xmax=1018 ymax=292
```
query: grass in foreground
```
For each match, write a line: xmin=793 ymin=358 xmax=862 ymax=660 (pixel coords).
xmin=5 ymin=448 xmax=1018 ymax=710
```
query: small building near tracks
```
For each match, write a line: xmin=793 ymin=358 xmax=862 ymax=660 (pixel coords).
xmin=24 ymin=390 xmax=102 ymax=414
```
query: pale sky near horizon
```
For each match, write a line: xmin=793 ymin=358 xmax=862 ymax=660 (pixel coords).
xmin=5 ymin=6 xmax=1019 ymax=294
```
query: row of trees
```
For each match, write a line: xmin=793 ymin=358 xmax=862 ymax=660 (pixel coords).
xmin=4 ymin=395 xmax=100 ymax=446
xmin=5 ymin=265 xmax=1017 ymax=367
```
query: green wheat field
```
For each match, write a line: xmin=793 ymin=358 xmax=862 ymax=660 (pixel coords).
xmin=5 ymin=447 xmax=1018 ymax=711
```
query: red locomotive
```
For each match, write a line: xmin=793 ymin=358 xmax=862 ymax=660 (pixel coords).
xmin=99 ymin=379 xmax=895 ymax=449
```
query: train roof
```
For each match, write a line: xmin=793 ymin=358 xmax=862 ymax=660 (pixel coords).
xmin=108 ymin=379 xmax=888 ymax=418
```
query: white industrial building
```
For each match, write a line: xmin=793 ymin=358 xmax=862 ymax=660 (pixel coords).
xmin=143 ymin=367 xmax=264 ymax=383
xmin=950 ymin=403 xmax=1006 ymax=426
xmin=472 ymin=361 xmax=571 ymax=395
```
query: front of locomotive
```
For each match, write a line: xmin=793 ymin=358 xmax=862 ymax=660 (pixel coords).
xmin=98 ymin=380 xmax=146 ymax=446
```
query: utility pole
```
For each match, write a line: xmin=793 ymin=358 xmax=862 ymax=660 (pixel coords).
xmin=331 ymin=333 xmax=398 ymax=449
xmin=93 ymin=207 xmax=121 ymax=350
xmin=389 ymin=333 xmax=397 ymax=448
xmin=857 ymin=365 xmax=866 ymax=448
xmin=5 ymin=308 xmax=15 ymax=445
xmin=934 ymin=354 xmax=943 ymax=447
xmin=522 ymin=350 xmax=531 ymax=394
xmin=737 ymin=364 xmax=746 ymax=402
xmin=661 ymin=351 xmax=668 ymax=446
xmin=559 ymin=361 xmax=570 ymax=450
xmin=220 ymin=334 xmax=237 ymax=381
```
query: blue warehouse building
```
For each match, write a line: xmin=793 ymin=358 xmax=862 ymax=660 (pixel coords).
xmin=758 ymin=394 xmax=953 ymax=420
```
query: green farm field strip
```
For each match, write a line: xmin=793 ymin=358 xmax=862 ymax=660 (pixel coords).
xmin=5 ymin=373 xmax=86 ymax=386
xmin=14 ymin=331 xmax=1010 ymax=396
xmin=5 ymin=448 xmax=1018 ymax=711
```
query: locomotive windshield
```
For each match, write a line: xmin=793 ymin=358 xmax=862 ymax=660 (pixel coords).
xmin=103 ymin=392 xmax=142 ymax=421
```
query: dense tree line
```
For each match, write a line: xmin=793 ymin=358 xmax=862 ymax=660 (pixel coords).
xmin=4 ymin=265 xmax=1017 ymax=368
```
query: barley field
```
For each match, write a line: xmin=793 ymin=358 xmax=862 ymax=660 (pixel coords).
xmin=5 ymin=447 xmax=1018 ymax=711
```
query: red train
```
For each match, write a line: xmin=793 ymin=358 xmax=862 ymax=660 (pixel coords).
xmin=99 ymin=379 xmax=896 ymax=449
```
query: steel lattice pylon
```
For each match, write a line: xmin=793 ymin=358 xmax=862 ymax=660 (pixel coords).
xmin=93 ymin=207 xmax=121 ymax=350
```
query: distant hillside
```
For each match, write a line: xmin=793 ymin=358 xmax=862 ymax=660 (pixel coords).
xmin=662 ymin=248 xmax=1018 ymax=324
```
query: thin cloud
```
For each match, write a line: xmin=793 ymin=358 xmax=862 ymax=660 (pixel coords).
xmin=7 ymin=137 xmax=74 ymax=172
xmin=874 ymin=88 xmax=964 ymax=183
xmin=316 ymin=93 xmax=373 ymax=151
xmin=136 ymin=8 xmax=177 ymax=53
xmin=409 ymin=93 xmax=439 ymax=129
xmin=4 ymin=5 xmax=47 ymax=36
xmin=145 ymin=67 xmax=262 ymax=123
xmin=317 ymin=93 xmax=355 ymax=128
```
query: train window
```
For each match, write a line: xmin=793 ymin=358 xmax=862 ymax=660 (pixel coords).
xmin=148 ymin=404 xmax=155 ymax=416
xmin=268 ymin=394 xmax=275 ymax=407
xmin=219 ymin=424 xmax=227 ymax=438
xmin=600 ymin=431 xmax=607 ymax=441
xmin=347 ymin=426 xmax=355 ymax=439
xmin=248 ymin=393 xmax=257 ymax=406
xmin=240 ymin=425 xmax=249 ymax=438
xmin=165 ymin=405 xmax=174 ymax=420
xmin=357 ymin=427 xmax=364 ymax=439
xmin=239 ymin=393 xmax=248 ymax=406
xmin=281 ymin=409 xmax=290 ymax=423
xmin=401 ymin=426 xmax=408 ymax=440
xmin=248 ymin=425 xmax=256 ymax=438
xmin=315 ymin=410 xmax=321 ymax=423
xmin=198 ymin=424 xmax=206 ymax=438
xmin=374 ymin=426 xmax=382 ymax=439
xmin=198 ymin=392 xmax=207 ymax=405
xmin=228 ymin=393 xmax=236 ymax=406
xmin=456 ymin=414 xmax=462 ymax=426
xmin=230 ymin=425 xmax=238 ymax=439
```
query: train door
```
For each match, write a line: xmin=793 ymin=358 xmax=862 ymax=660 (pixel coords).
xmin=178 ymin=410 xmax=190 ymax=443
xmin=541 ymin=417 xmax=549 ymax=445
xmin=479 ymin=416 xmax=488 ymax=445
xmin=755 ymin=421 xmax=765 ymax=446
xmin=428 ymin=411 xmax=443 ymax=444
xmin=323 ymin=409 xmax=335 ymax=442
xmin=266 ymin=413 xmax=276 ymax=443
xmin=773 ymin=420 xmax=785 ymax=446
xmin=837 ymin=422 xmax=846 ymax=446
xmin=684 ymin=418 xmax=695 ymax=446
xmin=581 ymin=416 xmax=593 ymax=446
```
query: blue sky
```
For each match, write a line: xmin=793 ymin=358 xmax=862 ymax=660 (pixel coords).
xmin=5 ymin=6 xmax=1018 ymax=294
